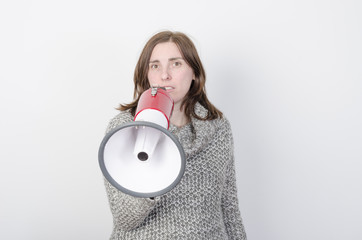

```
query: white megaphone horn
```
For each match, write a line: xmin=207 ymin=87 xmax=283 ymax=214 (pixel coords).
xmin=98 ymin=87 xmax=186 ymax=198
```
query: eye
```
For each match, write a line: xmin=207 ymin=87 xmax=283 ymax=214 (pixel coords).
xmin=150 ymin=64 xmax=159 ymax=69
xmin=173 ymin=61 xmax=182 ymax=67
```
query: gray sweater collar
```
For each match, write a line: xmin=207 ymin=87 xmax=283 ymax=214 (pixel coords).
xmin=169 ymin=102 xmax=219 ymax=157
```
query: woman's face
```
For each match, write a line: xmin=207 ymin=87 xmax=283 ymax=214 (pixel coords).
xmin=147 ymin=42 xmax=195 ymax=108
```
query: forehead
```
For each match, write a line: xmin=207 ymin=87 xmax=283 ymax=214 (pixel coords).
xmin=150 ymin=42 xmax=182 ymax=60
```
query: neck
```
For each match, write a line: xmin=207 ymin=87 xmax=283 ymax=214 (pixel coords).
xmin=170 ymin=104 xmax=189 ymax=127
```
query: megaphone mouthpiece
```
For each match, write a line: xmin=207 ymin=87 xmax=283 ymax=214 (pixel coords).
xmin=135 ymin=87 xmax=174 ymax=129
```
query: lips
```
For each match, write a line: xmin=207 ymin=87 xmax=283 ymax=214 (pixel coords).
xmin=161 ymin=86 xmax=175 ymax=92
xmin=151 ymin=85 xmax=175 ymax=92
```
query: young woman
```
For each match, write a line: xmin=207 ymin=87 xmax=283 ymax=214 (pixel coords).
xmin=104 ymin=31 xmax=247 ymax=239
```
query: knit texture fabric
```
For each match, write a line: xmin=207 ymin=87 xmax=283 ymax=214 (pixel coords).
xmin=103 ymin=103 xmax=247 ymax=240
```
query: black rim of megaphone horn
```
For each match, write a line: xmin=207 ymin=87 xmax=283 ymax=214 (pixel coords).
xmin=98 ymin=121 xmax=186 ymax=198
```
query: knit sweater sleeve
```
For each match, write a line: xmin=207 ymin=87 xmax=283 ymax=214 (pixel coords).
xmin=102 ymin=112 xmax=160 ymax=231
xmin=104 ymin=179 xmax=159 ymax=231
xmin=221 ymin=119 xmax=247 ymax=240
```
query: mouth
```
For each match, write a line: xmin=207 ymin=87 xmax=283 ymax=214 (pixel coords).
xmin=151 ymin=85 xmax=174 ymax=90
xmin=161 ymin=86 xmax=175 ymax=92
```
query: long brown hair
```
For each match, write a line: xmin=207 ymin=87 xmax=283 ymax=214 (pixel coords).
xmin=118 ymin=31 xmax=222 ymax=120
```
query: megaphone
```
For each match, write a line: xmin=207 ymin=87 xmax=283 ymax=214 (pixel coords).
xmin=98 ymin=87 xmax=186 ymax=198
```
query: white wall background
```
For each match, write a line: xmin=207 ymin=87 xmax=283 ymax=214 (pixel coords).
xmin=1 ymin=0 xmax=361 ymax=239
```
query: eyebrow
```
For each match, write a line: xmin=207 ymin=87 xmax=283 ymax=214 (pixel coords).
xmin=169 ymin=57 xmax=183 ymax=61
xmin=149 ymin=57 xmax=184 ymax=63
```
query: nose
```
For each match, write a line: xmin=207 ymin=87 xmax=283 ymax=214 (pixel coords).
xmin=161 ymin=68 xmax=171 ymax=81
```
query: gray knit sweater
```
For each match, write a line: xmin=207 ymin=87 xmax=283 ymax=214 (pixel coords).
xmin=103 ymin=103 xmax=247 ymax=240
